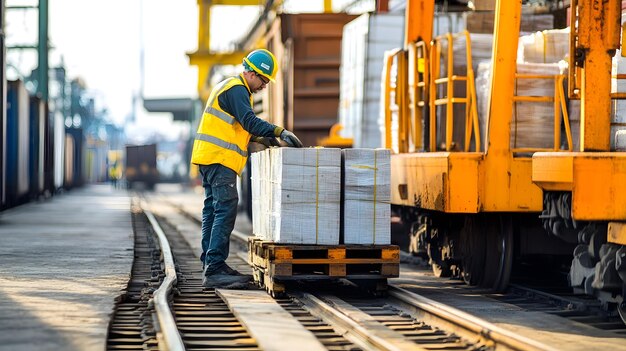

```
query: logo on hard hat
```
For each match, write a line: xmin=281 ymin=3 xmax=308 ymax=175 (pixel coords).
xmin=260 ymin=63 xmax=270 ymax=70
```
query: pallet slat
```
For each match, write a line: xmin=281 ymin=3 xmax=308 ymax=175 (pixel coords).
xmin=249 ymin=237 xmax=400 ymax=280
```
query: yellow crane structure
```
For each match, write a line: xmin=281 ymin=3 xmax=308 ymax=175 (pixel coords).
xmin=385 ymin=0 xmax=626 ymax=320
xmin=186 ymin=0 xmax=265 ymax=102
xmin=187 ymin=0 xmax=335 ymax=102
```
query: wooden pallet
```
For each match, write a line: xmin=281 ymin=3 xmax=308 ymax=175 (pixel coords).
xmin=248 ymin=237 xmax=400 ymax=297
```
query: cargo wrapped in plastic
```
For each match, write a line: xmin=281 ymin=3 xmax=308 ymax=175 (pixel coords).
xmin=465 ymin=11 xmax=554 ymax=34
xmin=431 ymin=33 xmax=492 ymax=150
xmin=612 ymin=38 xmax=626 ymax=150
xmin=251 ymin=147 xmax=341 ymax=245
xmin=517 ymin=28 xmax=570 ymax=64
xmin=475 ymin=61 xmax=567 ymax=150
xmin=341 ymin=149 xmax=391 ymax=245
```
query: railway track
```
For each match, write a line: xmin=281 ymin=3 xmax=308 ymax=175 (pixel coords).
xmin=104 ymin=194 xmax=559 ymax=351
xmin=493 ymin=284 xmax=626 ymax=335
xmin=156 ymin=191 xmax=626 ymax=334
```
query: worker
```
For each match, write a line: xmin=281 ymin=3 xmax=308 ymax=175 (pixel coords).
xmin=109 ymin=161 xmax=120 ymax=189
xmin=191 ymin=49 xmax=303 ymax=289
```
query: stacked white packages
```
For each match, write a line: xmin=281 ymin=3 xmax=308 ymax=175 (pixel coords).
xmin=251 ymin=147 xmax=341 ymax=245
xmin=342 ymin=149 xmax=391 ymax=245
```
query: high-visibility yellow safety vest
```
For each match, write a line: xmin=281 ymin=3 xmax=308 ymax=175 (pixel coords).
xmin=191 ymin=75 xmax=253 ymax=175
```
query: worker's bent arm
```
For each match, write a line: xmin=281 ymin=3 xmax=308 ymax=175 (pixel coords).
xmin=218 ymin=86 xmax=283 ymax=137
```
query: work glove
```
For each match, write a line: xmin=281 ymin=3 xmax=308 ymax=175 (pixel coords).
xmin=251 ymin=136 xmax=281 ymax=147
xmin=280 ymin=129 xmax=303 ymax=148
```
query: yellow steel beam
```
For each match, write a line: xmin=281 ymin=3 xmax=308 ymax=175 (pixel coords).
xmin=485 ymin=0 xmax=519 ymax=155
xmin=576 ymin=0 xmax=621 ymax=151
xmin=324 ymin=0 xmax=332 ymax=13
xmin=189 ymin=0 xmax=266 ymax=99
xmin=187 ymin=51 xmax=246 ymax=100
xmin=209 ymin=0 xmax=264 ymax=5
xmin=531 ymin=153 xmax=573 ymax=191
xmin=197 ymin=0 xmax=211 ymax=52
xmin=533 ymin=152 xmax=626 ymax=220
xmin=480 ymin=0 xmax=543 ymax=211
xmin=405 ymin=0 xmax=434 ymax=46
xmin=390 ymin=153 xmax=483 ymax=213
xmin=608 ymin=222 xmax=626 ymax=245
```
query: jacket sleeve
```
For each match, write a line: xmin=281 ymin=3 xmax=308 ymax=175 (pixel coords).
xmin=218 ymin=86 xmax=284 ymax=137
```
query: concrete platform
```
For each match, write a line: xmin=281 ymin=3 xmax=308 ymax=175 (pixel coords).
xmin=0 ymin=185 xmax=133 ymax=351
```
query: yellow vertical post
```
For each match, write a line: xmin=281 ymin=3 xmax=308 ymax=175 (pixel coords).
xmin=553 ymin=77 xmax=561 ymax=150
xmin=577 ymin=0 xmax=621 ymax=151
xmin=408 ymin=43 xmax=423 ymax=150
xmin=324 ymin=0 xmax=332 ymax=13
xmin=405 ymin=0 xmax=435 ymax=46
xmin=483 ymin=0 xmax=521 ymax=208
xmin=197 ymin=0 xmax=211 ymax=52
xmin=445 ymin=33 xmax=454 ymax=151
xmin=486 ymin=0 xmax=520 ymax=154
xmin=383 ymin=51 xmax=395 ymax=150
xmin=398 ymin=52 xmax=408 ymax=153
xmin=196 ymin=0 xmax=211 ymax=94
xmin=429 ymin=42 xmax=440 ymax=152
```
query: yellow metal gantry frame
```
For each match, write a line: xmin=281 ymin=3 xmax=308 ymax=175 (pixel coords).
xmin=187 ymin=0 xmax=269 ymax=102
xmin=388 ymin=0 xmax=542 ymax=213
xmin=187 ymin=0 xmax=334 ymax=102
xmin=532 ymin=0 xmax=626 ymax=244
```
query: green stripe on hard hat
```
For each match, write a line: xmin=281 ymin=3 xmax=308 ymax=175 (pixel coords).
xmin=243 ymin=49 xmax=277 ymax=83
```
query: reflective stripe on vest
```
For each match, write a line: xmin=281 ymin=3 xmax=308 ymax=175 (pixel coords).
xmin=195 ymin=133 xmax=248 ymax=157
xmin=204 ymin=106 xmax=235 ymax=125
xmin=190 ymin=75 xmax=253 ymax=175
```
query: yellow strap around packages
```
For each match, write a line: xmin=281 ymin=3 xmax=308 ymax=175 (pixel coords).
xmin=315 ymin=147 xmax=320 ymax=244
xmin=373 ymin=151 xmax=377 ymax=244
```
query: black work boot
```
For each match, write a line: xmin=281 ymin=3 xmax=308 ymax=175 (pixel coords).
xmin=221 ymin=264 xmax=247 ymax=276
xmin=202 ymin=266 xmax=251 ymax=289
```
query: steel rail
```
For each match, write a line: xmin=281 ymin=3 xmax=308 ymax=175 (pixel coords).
xmin=388 ymin=285 xmax=557 ymax=351
xmin=297 ymin=292 xmax=424 ymax=351
xmin=168 ymin=198 xmax=250 ymax=245
xmin=144 ymin=206 xmax=186 ymax=351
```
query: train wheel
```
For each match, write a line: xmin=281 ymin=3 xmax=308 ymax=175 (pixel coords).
xmin=481 ymin=214 xmax=514 ymax=292
xmin=432 ymin=262 xmax=452 ymax=278
xmin=460 ymin=215 xmax=485 ymax=285
xmin=618 ymin=302 xmax=626 ymax=325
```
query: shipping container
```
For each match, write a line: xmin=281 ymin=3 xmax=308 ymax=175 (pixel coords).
xmin=125 ymin=144 xmax=158 ymax=190
xmin=64 ymin=131 xmax=85 ymax=189
xmin=6 ymin=80 xmax=30 ymax=206
xmin=261 ymin=13 xmax=357 ymax=147
xmin=339 ymin=13 xmax=404 ymax=148
xmin=29 ymin=96 xmax=45 ymax=196
xmin=43 ymin=104 xmax=54 ymax=196
xmin=64 ymin=133 xmax=75 ymax=188
xmin=86 ymin=144 xmax=108 ymax=183
xmin=64 ymin=128 xmax=84 ymax=188
xmin=1 ymin=32 xmax=6 ymax=208
xmin=53 ymin=111 xmax=65 ymax=190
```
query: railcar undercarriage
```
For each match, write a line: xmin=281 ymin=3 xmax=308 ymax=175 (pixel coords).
xmin=395 ymin=192 xmax=626 ymax=324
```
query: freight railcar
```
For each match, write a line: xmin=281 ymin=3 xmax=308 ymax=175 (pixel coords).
xmin=29 ymin=95 xmax=46 ymax=197
xmin=5 ymin=80 xmax=31 ymax=207
xmin=64 ymin=128 xmax=84 ymax=189
xmin=1 ymin=78 xmax=84 ymax=212
xmin=378 ymin=0 xmax=626 ymax=322
xmin=125 ymin=144 xmax=158 ymax=190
